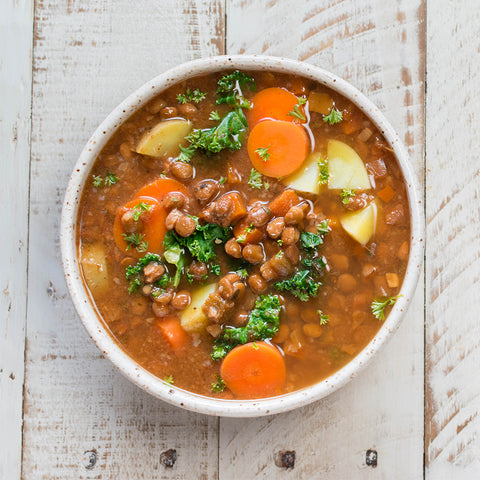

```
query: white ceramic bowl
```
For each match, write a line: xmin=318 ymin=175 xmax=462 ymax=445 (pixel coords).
xmin=61 ymin=55 xmax=424 ymax=417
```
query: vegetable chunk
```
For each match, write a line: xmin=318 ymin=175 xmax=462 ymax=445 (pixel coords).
xmin=80 ymin=242 xmax=109 ymax=295
xmin=327 ymin=139 xmax=371 ymax=190
xmin=135 ymin=119 xmax=192 ymax=157
xmin=340 ymin=203 xmax=377 ymax=245
xmin=283 ymin=152 xmax=323 ymax=194
xmin=180 ymin=283 xmax=217 ymax=333
xmin=220 ymin=342 xmax=286 ymax=398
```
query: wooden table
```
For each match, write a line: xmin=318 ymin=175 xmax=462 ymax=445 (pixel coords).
xmin=1 ymin=1 xmax=478 ymax=478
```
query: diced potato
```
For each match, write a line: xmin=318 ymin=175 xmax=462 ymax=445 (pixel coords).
xmin=135 ymin=119 xmax=192 ymax=157
xmin=340 ymin=203 xmax=377 ymax=245
xmin=308 ymin=92 xmax=334 ymax=115
xmin=327 ymin=139 xmax=371 ymax=190
xmin=283 ymin=152 xmax=323 ymax=194
xmin=180 ymin=283 xmax=217 ymax=334
xmin=80 ymin=242 xmax=109 ymax=295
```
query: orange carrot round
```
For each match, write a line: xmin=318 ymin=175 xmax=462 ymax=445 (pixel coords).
xmin=113 ymin=196 xmax=166 ymax=255
xmin=247 ymin=120 xmax=309 ymax=177
xmin=220 ymin=342 xmax=286 ymax=398
xmin=135 ymin=178 xmax=190 ymax=209
xmin=248 ymin=87 xmax=305 ymax=126
xmin=156 ymin=317 xmax=188 ymax=352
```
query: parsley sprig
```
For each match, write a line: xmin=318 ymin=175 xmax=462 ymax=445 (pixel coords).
xmin=211 ymin=375 xmax=226 ymax=393
xmin=92 ymin=172 xmax=119 ymax=188
xmin=341 ymin=188 xmax=356 ymax=205
xmin=255 ymin=145 xmax=271 ymax=162
xmin=318 ymin=159 xmax=329 ymax=185
xmin=323 ymin=107 xmax=343 ymax=125
xmin=176 ymin=88 xmax=206 ymax=104
xmin=248 ymin=168 xmax=269 ymax=190
xmin=132 ymin=202 xmax=151 ymax=221
xmin=122 ymin=232 xmax=148 ymax=253
xmin=371 ymin=295 xmax=401 ymax=320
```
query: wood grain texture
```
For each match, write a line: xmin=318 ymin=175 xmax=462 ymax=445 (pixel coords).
xmin=425 ymin=1 xmax=480 ymax=477
xmin=0 ymin=2 xmax=34 ymax=480
xmin=22 ymin=1 xmax=223 ymax=478
xmin=223 ymin=1 xmax=425 ymax=478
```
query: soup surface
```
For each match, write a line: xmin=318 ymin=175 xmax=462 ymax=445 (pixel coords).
xmin=78 ymin=70 xmax=410 ymax=399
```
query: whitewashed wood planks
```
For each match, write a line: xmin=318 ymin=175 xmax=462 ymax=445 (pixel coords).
xmin=22 ymin=1 xmax=223 ymax=478
xmin=222 ymin=1 xmax=425 ymax=478
xmin=0 ymin=2 xmax=33 ymax=480
xmin=425 ymin=1 xmax=480 ymax=478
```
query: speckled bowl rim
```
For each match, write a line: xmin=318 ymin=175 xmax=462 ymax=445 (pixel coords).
xmin=61 ymin=55 xmax=424 ymax=417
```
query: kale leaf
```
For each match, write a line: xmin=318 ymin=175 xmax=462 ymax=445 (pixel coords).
xmin=216 ymin=71 xmax=255 ymax=108
xmin=212 ymin=295 xmax=281 ymax=360
xmin=274 ymin=269 xmax=320 ymax=302
xmin=163 ymin=222 xmax=231 ymax=282
xmin=186 ymin=108 xmax=248 ymax=154
xmin=125 ymin=253 xmax=163 ymax=294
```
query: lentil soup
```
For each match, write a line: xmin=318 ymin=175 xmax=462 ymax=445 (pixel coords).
xmin=77 ymin=70 xmax=410 ymax=399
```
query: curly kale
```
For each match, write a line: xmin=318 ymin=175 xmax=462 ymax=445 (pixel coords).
xmin=186 ymin=108 xmax=248 ymax=154
xmin=163 ymin=222 xmax=231 ymax=283
xmin=274 ymin=270 xmax=320 ymax=302
xmin=125 ymin=254 xmax=166 ymax=294
xmin=216 ymin=71 xmax=256 ymax=108
xmin=212 ymin=295 xmax=281 ymax=360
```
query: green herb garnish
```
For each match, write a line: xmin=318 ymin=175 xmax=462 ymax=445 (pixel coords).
xmin=216 ymin=71 xmax=255 ymax=108
xmin=287 ymin=104 xmax=306 ymax=122
xmin=177 ymin=145 xmax=196 ymax=163
xmin=274 ymin=270 xmax=320 ymax=302
xmin=187 ymin=108 xmax=248 ymax=154
xmin=317 ymin=310 xmax=329 ymax=325
xmin=92 ymin=172 xmax=118 ymax=188
xmin=371 ymin=295 xmax=401 ymax=321
xmin=318 ymin=159 xmax=329 ymax=185
xmin=341 ymin=188 xmax=356 ymax=205
xmin=209 ymin=110 xmax=221 ymax=121
xmin=132 ymin=202 xmax=152 ymax=221
xmin=212 ymin=295 xmax=281 ymax=360
xmin=255 ymin=145 xmax=271 ymax=162
xmin=163 ymin=375 xmax=174 ymax=385
xmin=248 ymin=168 xmax=269 ymax=190
xmin=125 ymin=254 xmax=162 ymax=294
xmin=176 ymin=88 xmax=206 ymax=104
xmin=122 ymin=232 xmax=148 ymax=253
xmin=323 ymin=107 xmax=343 ymax=125
xmin=211 ymin=375 xmax=226 ymax=393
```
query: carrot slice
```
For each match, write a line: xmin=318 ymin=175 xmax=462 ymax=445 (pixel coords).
xmin=156 ymin=317 xmax=188 ymax=352
xmin=248 ymin=87 xmax=305 ymax=126
xmin=268 ymin=189 xmax=300 ymax=216
xmin=233 ymin=218 xmax=263 ymax=244
xmin=247 ymin=120 xmax=309 ymax=177
xmin=135 ymin=178 xmax=190 ymax=209
xmin=113 ymin=196 xmax=166 ymax=255
xmin=220 ymin=342 xmax=286 ymax=398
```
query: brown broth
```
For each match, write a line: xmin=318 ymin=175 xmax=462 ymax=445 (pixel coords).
xmin=77 ymin=71 xmax=410 ymax=399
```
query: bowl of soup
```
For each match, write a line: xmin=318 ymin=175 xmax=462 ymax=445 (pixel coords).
xmin=61 ymin=55 xmax=423 ymax=416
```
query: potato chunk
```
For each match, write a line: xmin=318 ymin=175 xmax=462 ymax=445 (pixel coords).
xmin=283 ymin=152 xmax=323 ymax=194
xmin=180 ymin=283 xmax=217 ymax=333
xmin=340 ymin=203 xmax=377 ymax=245
xmin=135 ymin=119 xmax=192 ymax=157
xmin=80 ymin=242 xmax=109 ymax=295
xmin=327 ymin=139 xmax=371 ymax=190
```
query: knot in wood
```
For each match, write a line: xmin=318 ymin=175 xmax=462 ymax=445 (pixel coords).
xmin=366 ymin=449 xmax=377 ymax=467
xmin=160 ymin=449 xmax=177 ymax=468
xmin=275 ymin=450 xmax=296 ymax=469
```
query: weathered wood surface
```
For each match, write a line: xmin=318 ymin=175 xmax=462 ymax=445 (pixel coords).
xmin=0 ymin=2 xmax=33 ymax=480
xmin=22 ymin=1 xmax=223 ymax=479
xmin=13 ymin=0 xmax=480 ymax=478
xmin=425 ymin=1 xmax=480 ymax=478
xmin=220 ymin=1 xmax=425 ymax=478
